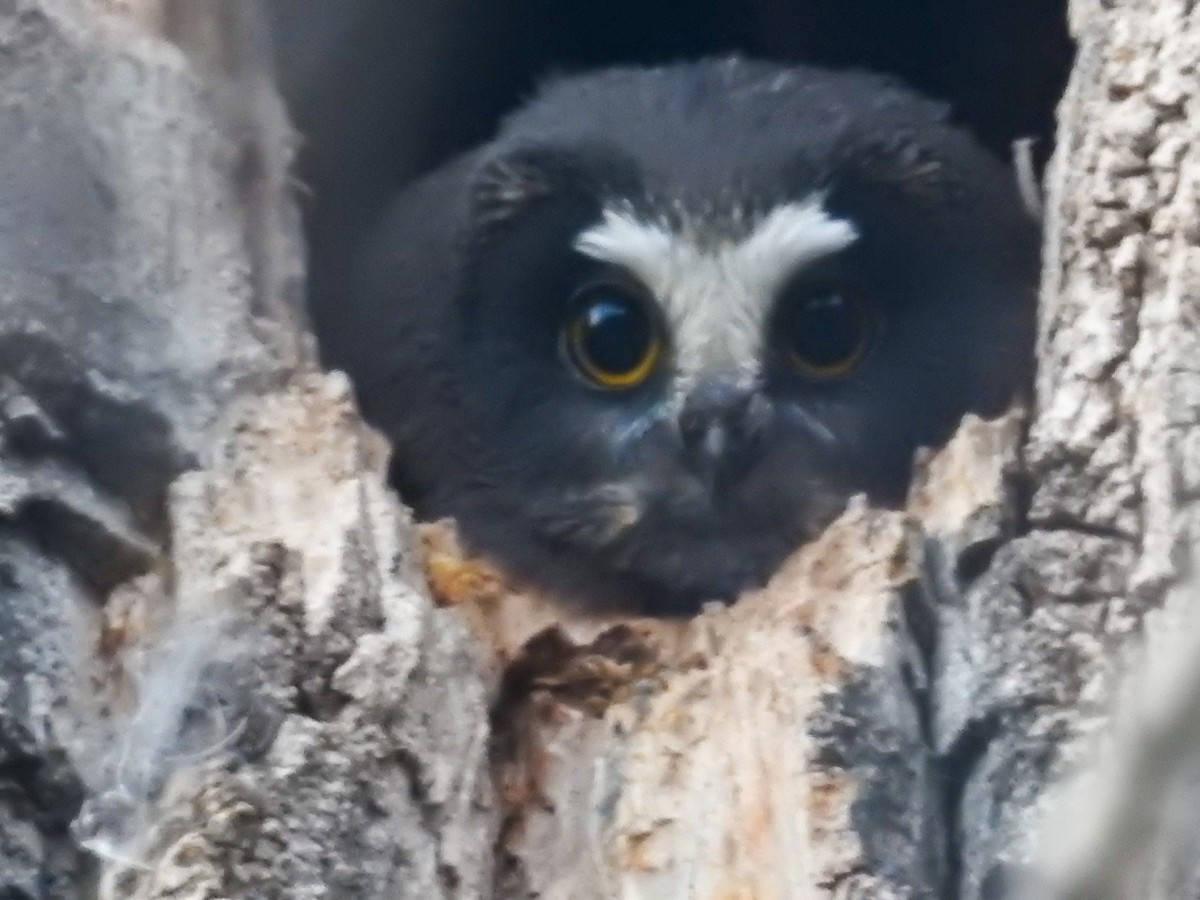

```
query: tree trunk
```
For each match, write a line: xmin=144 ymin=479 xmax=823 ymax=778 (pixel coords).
xmin=0 ymin=1 xmax=1196 ymax=899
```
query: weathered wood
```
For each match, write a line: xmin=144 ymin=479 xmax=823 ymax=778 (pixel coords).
xmin=0 ymin=0 xmax=278 ymax=895
xmin=482 ymin=413 xmax=1022 ymax=899
xmin=1024 ymin=1 xmax=1200 ymax=896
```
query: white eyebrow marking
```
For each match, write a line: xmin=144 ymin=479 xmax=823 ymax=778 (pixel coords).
xmin=573 ymin=196 xmax=858 ymax=397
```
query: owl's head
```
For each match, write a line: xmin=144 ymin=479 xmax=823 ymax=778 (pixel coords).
xmin=350 ymin=59 xmax=1038 ymax=613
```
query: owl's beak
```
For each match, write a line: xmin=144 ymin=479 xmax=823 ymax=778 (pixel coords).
xmin=678 ymin=380 xmax=770 ymax=488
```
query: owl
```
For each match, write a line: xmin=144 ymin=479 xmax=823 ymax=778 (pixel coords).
xmin=342 ymin=59 xmax=1038 ymax=614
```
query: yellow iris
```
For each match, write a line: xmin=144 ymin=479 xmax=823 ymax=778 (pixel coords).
xmin=564 ymin=288 xmax=662 ymax=389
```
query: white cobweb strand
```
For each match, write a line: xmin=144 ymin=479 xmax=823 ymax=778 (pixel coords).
xmin=71 ymin=611 xmax=245 ymax=885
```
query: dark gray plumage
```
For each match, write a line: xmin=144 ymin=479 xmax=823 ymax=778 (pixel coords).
xmin=341 ymin=58 xmax=1038 ymax=614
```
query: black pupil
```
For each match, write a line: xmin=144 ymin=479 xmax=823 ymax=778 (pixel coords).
xmin=578 ymin=296 xmax=651 ymax=375
xmin=788 ymin=291 xmax=863 ymax=368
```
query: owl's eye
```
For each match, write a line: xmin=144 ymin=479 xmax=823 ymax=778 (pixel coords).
xmin=780 ymin=283 xmax=874 ymax=379
xmin=562 ymin=285 xmax=662 ymax=389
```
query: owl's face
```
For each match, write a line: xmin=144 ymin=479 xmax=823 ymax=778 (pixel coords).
xmin=351 ymin=60 xmax=1038 ymax=613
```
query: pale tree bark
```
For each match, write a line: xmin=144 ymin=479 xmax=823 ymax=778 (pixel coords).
xmin=0 ymin=1 xmax=1197 ymax=899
